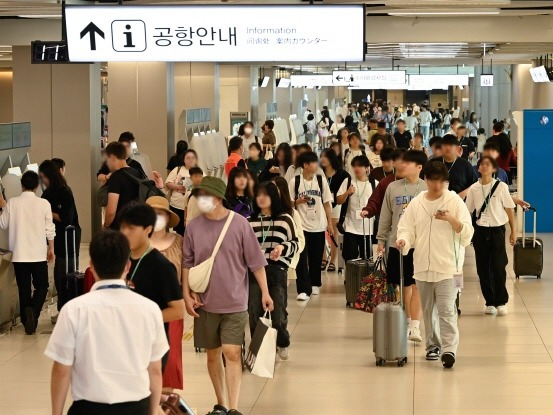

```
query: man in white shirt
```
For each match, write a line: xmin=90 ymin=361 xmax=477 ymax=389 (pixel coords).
xmin=0 ymin=171 xmax=55 ymax=335
xmin=418 ymin=106 xmax=433 ymax=148
xmin=45 ymin=231 xmax=168 ymax=415
xmin=290 ymin=151 xmax=333 ymax=301
xmin=404 ymin=110 xmax=418 ymax=134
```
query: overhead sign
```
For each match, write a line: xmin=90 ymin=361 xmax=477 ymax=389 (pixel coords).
xmin=290 ymin=75 xmax=334 ymax=88
xmin=332 ymin=70 xmax=406 ymax=86
xmin=481 ymin=74 xmax=494 ymax=87
xmin=409 ymin=74 xmax=469 ymax=87
xmin=65 ymin=5 xmax=365 ymax=62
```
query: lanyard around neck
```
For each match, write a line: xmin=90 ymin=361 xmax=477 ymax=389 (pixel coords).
xmin=129 ymin=245 xmax=151 ymax=283
xmin=443 ymin=157 xmax=457 ymax=173
xmin=260 ymin=216 xmax=274 ymax=247
xmin=404 ymin=178 xmax=421 ymax=200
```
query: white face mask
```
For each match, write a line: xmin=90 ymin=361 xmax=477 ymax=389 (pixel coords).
xmin=197 ymin=196 xmax=217 ymax=213
xmin=244 ymin=127 xmax=253 ymax=135
xmin=154 ymin=214 xmax=168 ymax=232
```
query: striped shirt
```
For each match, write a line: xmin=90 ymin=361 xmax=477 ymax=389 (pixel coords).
xmin=249 ymin=213 xmax=299 ymax=268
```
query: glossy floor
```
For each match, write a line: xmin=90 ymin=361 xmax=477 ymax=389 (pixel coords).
xmin=1 ymin=236 xmax=553 ymax=415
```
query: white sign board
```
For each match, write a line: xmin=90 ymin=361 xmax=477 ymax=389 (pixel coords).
xmin=65 ymin=5 xmax=365 ymax=62
xmin=332 ymin=70 xmax=406 ymax=86
xmin=481 ymin=74 xmax=494 ymax=87
xmin=290 ymin=75 xmax=334 ymax=88
xmin=409 ymin=74 xmax=469 ymax=87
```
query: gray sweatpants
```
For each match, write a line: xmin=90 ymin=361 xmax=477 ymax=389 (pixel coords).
xmin=416 ymin=278 xmax=459 ymax=355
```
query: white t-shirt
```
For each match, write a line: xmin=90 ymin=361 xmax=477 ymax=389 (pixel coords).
xmin=165 ymin=166 xmax=190 ymax=209
xmin=289 ymin=174 xmax=333 ymax=232
xmin=337 ymin=178 xmax=374 ymax=235
xmin=405 ymin=116 xmax=418 ymax=132
xmin=419 ymin=111 xmax=432 ymax=127
xmin=465 ymin=180 xmax=515 ymax=227
xmin=444 ymin=114 xmax=452 ymax=125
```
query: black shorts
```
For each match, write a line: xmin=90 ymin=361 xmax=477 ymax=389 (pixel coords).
xmin=386 ymin=247 xmax=415 ymax=287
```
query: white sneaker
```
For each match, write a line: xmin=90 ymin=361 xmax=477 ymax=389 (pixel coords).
xmin=311 ymin=286 xmax=320 ymax=295
xmin=277 ymin=347 xmax=289 ymax=360
xmin=485 ymin=306 xmax=497 ymax=315
xmin=497 ymin=305 xmax=508 ymax=316
xmin=409 ymin=326 xmax=422 ymax=342
xmin=297 ymin=293 xmax=310 ymax=301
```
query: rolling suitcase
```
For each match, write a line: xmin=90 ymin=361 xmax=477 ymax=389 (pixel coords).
xmin=59 ymin=226 xmax=85 ymax=308
xmin=345 ymin=219 xmax=374 ymax=308
xmin=373 ymin=252 xmax=408 ymax=367
xmin=514 ymin=207 xmax=543 ymax=279
xmin=337 ymin=234 xmax=345 ymax=274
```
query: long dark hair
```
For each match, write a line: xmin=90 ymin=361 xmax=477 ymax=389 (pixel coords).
xmin=274 ymin=142 xmax=292 ymax=170
xmin=271 ymin=176 xmax=294 ymax=216
xmin=224 ymin=167 xmax=253 ymax=201
xmin=321 ymin=148 xmax=342 ymax=172
xmin=251 ymin=182 xmax=284 ymax=220
xmin=39 ymin=159 xmax=67 ymax=190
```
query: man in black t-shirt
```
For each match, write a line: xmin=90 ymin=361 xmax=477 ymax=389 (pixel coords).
xmin=103 ymin=142 xmax=143 ymax=230
xmin=439 ymin=134 xmax=478 ymax=198
xmin=119 ymin=203 xmax=184 ymax=371
xmin=456 ymin=125 xmax=475 ymax=161
xmin=393 ymin=119 xmax=412 ymax=150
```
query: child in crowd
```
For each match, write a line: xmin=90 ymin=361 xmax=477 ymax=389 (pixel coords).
xmin=466 ymin=156 xmax=516 ymax=316
xmin=378 ymin=150 xmax=427 ymax=343
xmin=289 ymin=152 xmax=333 ymax=301
xmin=337 ymin=155 xmax=373 ymax=262
xmin=224 ymin=167 xmax=253 ymax=218
xmin=183 ymin=167 xmax=204 ymax=226
xmin=397 ymin=161 xmax=473 ymax=369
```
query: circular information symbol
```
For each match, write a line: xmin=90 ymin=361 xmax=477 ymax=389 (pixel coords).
xmin=540 ymin=116 xmax=549 ymax=125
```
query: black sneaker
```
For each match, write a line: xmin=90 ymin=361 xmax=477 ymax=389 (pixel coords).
xmin=228 ymin=411 xmax=244 ymax=415
xmin=206 ymin=405 xmax=228 ymax=415
xmin=24 ymin=307 xmax=35 ymax=335
xmin=425 ymin=347 xmax=440 ymax=361
xmin=441 ymin=352 xmax=456 ymax=369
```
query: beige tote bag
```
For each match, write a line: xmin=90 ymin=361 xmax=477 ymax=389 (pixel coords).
xmin=188 ymin=212 xmax=235 ymax=293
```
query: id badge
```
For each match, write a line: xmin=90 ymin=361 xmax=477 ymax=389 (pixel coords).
xmin=479 ymin=212 xmax=491 ymax=227
xmin=307 ymin=206 xmax=317 ymax=220
xmin=454 ymin=273 xmax=464 ymax=289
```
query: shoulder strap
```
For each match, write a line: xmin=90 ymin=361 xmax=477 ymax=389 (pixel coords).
xmin=255 ymin=135 xmax=259 ymax=144
xmin=122 ymin=168 xmax=140 ymax=184
xmin=477 ymin=180 xmax=501 ymax=220
xmin=316 ymin=174 xmax=323 ymax=194
xmin=211 ymin=212 xmax=235 ymax=258
xmin=294 ymin=175 xmax=301 ymax=199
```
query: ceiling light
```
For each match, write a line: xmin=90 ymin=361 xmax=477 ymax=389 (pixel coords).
xmin=390 ymin=9 xmax=500 ymax=16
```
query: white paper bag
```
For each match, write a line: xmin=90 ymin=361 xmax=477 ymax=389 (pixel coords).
xmin=245 ymin=312 xmax=277 ymax=378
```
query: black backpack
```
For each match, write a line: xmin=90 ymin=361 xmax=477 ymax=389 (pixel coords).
xmin=122 ymin=169 xmax=165 ymax=203
xmin=294 ymin=174 xmax=324 ymax=199
xmin=337 ymin=176 xmax=352 ymax=234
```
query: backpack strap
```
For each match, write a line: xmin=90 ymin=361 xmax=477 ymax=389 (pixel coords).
xmin=294 ymin=175 xmax=301 ymax=200
xmin=316 ymin=174 xmax=324 ymax=195
xmin=338 ymin=176 xmax=352 ymax=230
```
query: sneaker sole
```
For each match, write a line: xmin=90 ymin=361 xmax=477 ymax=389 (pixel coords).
xmin=442 ymin=353 xmax=455 ymax=368
xmin=426 ymin=356 xmax=439 ymax=361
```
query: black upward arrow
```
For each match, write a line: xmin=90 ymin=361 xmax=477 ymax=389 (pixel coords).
xmin=80 ymin=22 xmax=104 ymax=51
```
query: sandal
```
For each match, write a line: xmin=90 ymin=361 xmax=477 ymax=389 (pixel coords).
xmin=327 ymin=263 xmax=336 ymax=272
xmin=320 ymin=259 xmax=328 ymax=270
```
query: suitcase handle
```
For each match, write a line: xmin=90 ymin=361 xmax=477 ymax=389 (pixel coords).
xmin=64 ymin=225 xmax=78 ymax=274
xmin=522 ymin=207 xmax=537 ymax=248
xmin=399 ymin=252 xmax=404 ymax=309
xmin=361 ymin=216 xmax=372 ymax=261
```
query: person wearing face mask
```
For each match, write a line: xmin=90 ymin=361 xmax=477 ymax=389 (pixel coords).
xmin=182 ymin=176 xmax=273 ymax=415
xmin=246 ymin=142 xmax=267 ymax=177
xmin=240 ymin=121 xmax=259 ymax=159
xmin=146 ymin=196 xmax=184 ymax=392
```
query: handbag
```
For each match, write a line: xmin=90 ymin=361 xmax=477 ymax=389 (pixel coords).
xmin=245 ymin=311 xmax=277 ymax=378
xmin=264 ymin=149 xmax=274 ymax=161
xmin=165 ymin=166 xmax=183 ymax=202
xmin=354 ymin=257 xmax=396 ymax=313
xmin=188 ymin=211 xmax=235 ymax=293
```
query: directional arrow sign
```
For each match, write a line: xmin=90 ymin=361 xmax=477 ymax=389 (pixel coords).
xmin=332 ymin=70 xmax=407 ymax=86
xmin=80 ymin=22 xmax=104 ymax=51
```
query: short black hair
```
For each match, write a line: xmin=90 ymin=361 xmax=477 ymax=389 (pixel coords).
xmin=89 ymin=231 xmax=130 ymax=280
xmin=425 ymin=161 xmax=449 ymax=181
xmin=105 ymin=141 xmax=127 ymax=160
xmin=393 ymin=148 xmax=407 ymax=161
xmin=369 ymin=118 xmax=378 ymax=124
xmin=403 ymin=150 xmax=428 ymax=167
xmin=351 ymin=155 xmax=370 ymax=168
xmin=307 ymin=113 xmax=314 ymax=121
xmin=299 ymin=151 xmax=318 ymax=168
xmin=483 ymin=141 xmax=500 ymax=152
xmin=228 ymin=136 xmax=243 ymax=153
xmin=189 ymin=166 xmax=203 ymax=176
xmin=493 ymin=121 xmax=505 ymax=133
xmin=377 ymin=121 xmax=387 ymax=129
xmin=117 ymin=202 xmax=157 ymax=237
xmin=380 ymin=146 xmax=396 ymax=162
xmin=249 ymin=142 xmax=262 ymax=153
xmin=429 ymin=136 xmax=442 ymax=147
xmin=396 ymin=119 xmax=405 ymax=125
xmin=450 ymin=118 xmax=461 ymax=126
xmin=348 ymin=132 xmax=361 ymax=142
xmin=264 ymin=120 xmax=274 ymax=130
xmin=298 ymin=143 xmax=311 ymax=152
xmin=21 ymin=171 xmax=39 ymax=191
xmin=118 ymin=131 xmax=135 ymax=143
xmin=477 ymin=155 xmax=498 ymax=170
xmin=51 ymin=158 xmax=65 ymax=170
xmin=407 ymin=110 xmax=413 ymax=116
xmin=441 ymin=134 xmax=459 ymax=146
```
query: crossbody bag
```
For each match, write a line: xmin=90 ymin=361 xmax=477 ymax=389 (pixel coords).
xmin=188 ymin=211 xmax=235 ymax=293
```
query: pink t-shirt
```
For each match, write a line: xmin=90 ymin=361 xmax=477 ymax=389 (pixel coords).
xmin=182 ymin=211 xmax=267 ymax=314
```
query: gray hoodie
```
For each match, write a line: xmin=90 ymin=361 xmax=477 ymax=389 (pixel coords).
xmin=377 ymin=178 xmax=427 ymax=245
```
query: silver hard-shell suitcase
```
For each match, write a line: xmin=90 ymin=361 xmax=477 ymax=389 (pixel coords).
xmin=373 ymin=252 xmax=408 ymax=367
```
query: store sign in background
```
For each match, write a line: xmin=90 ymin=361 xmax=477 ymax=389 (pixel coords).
xmin=65 ymin=5 xmax=365 ymax=62
xmin=290 ymin=75 xmax=334 ymax=87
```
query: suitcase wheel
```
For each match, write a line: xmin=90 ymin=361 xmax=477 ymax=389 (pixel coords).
xmin=397 ymin=357 xmax=408 ymax=367
xmin=376 ymin=359 xmax=384 ymax=367
xmin=538 ymin=275 xmax=542 ymax=279
xmin=516 ymin=275 xmax=519 ymax=280
xmin=346 ymin=302 xmax=352 ymax=308
xmin=338 ymin=268 xmax=343 ymax=274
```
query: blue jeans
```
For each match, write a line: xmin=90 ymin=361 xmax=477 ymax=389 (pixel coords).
xmin=420 ymin=125 xmax=430 ymax=147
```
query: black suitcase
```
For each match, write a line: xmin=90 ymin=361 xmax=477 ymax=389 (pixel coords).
xmin=345 ymin=218 xmax=374 ymax=308
xmin=59 ymin=226 xmax=84 ymax=308
xmin=514 ymin=207 xmax=543 ymax=279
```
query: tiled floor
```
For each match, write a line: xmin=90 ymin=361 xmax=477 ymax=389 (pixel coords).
xmin=1 ymin=236 xmax=553 ymax=414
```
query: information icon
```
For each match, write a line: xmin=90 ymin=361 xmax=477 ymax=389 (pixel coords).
xmin=111 ymin=20 xmax=147 ymax=52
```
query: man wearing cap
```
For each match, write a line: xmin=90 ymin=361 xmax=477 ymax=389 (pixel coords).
xmin=438 ymin=134 xmax=478 ymax=199
xmin=182 ymin=176 xmax=274 ymax=415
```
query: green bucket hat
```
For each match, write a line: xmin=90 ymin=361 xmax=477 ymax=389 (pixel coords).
xmin=193 ymin=176 xmax=227 ymax=200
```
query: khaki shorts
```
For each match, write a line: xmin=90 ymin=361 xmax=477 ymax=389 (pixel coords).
xmin=194 ymin=309 xmax=247 ymax=349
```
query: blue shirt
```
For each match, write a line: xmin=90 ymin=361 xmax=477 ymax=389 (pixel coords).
xmin=474 ymin=165 xmax=509 ymax=184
